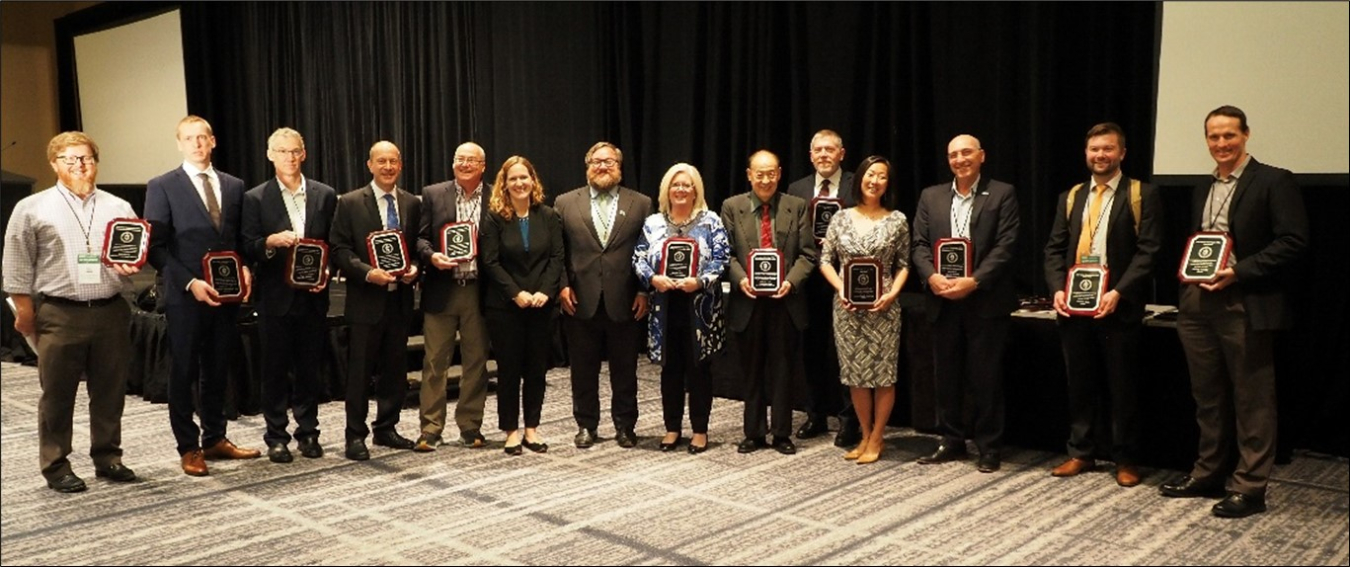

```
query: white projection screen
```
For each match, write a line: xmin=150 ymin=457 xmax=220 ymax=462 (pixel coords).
xmin=1155 ymin=2 xmax=1349 ymax=177
xmin=72 ymin=9 xmax=187 ymax=184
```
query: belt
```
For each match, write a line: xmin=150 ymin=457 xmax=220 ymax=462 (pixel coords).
xmin=454 ymin=278 xmax=477 ymax=287
xmin=42 ymin=295 xmax=121 ymax=308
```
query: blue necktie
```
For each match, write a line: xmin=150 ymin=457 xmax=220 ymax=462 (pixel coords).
xmin=383 ymin=193 xmax=399 ymax=230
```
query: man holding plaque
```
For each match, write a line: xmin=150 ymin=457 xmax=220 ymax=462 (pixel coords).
xmin=4 ymin=132 xmax=140 ymax=492
xmin=330 ymin=141 xmax=422 ymax=461
xmin=1043 ymin=123 xmax=1163 ymax=487
xmin=555 ymin=142 xmax=653 ymax=449
xmin=911 ymin=134 xmax=1020 ymax=473
xmin=241 ymin=128 xmax=338 ymax=463
xmin=721 ymin=150 xmax=817 ymax=456
xmin=1160 ymin=106 xmax=1308 ymax=518
xmin=415 ymin=142 xmax=492 ymax=451
xmin=786 ymin=129 xmax=861 ymax=448
xmin=146 ymin=116 xmax=261 ymax=476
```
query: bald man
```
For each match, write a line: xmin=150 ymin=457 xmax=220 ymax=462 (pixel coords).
xmin=910 ymin=135 xmax=1021 ymax=473
xmin=330 ymin=141 xmax=422 ymax=461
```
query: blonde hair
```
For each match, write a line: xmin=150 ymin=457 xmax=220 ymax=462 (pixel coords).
xmin=47 ymin=131 xmax=99 ymax=163
xmin=657 ymin=163 xmax=708 ymax=215
xmin=176 ymin=115 xmax=214 ymax=138
xmin=489 ymin=156 xmax=546 ymax=220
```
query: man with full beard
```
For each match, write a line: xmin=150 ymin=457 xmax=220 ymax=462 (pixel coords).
xmin=554 ymin=142 xmax=653 ymax=449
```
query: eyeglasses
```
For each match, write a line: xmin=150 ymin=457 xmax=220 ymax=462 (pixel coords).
xmin=56 ymin=155 xmax=97 ymax=165
xmin=453 ymin=156 xmax=484 ymax=166
xmin=670 ymin=182 xmax=695 ymax=190
xmin=588 ymin=158 xmax=619 ymax=168
xmin=271 ymin=148 xmax=304 ymax=158
xmin=750 ymin=171 xmax=779 ymax=182
xmin=947 ymin=148 xmax=981 ymax=160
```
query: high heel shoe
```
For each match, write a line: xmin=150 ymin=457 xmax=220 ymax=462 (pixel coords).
xmin=844 ymin=444 xmax=865 ymax=460
xmin=857 ymin=439 xmax=884 ymax=464
xmin=659 ymin=434 xmax=683 ymax=452
xmin=687 ymin=442 xmax=708 ymax=454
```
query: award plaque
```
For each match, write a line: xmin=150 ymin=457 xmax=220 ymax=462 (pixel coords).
xmin=201 ymin=251 xmax=247 ymax=303
xmin=439 ymin=221 xmax=478 ymax=262
xmin=101 ymin=218 xmax=150 ymax=268
xmin=843 ymin=257 xmax=883 ymax=308
xmin=810 ymin=197 xmax=843 ymax=241
xmin=660 ymin=237 xmax=699 ymax=280
xmin=1178 ymin=231 xmax=1232 ymax=283
xmin=286 ymin=238 xmax=330 ymax=290
xmin=748 ymin=248 xmax=784 ymax=296
xmin=934 ymin=238 xmax=972 ymax=278
xmin=367 ymin=230 xmax=410 ymax=276
xmin=1065 ymin=264 xmax=1109 ymax=316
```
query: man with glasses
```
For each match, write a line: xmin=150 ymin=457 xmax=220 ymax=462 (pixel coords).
xmin=414 ymin=142 xmax=492 ymax=451
xmin=146 ymin=115 xmax=262 ymax=476
xmin=555 ymin=142 xmax=653 ymax=449
xmin=4 ymin=132 xmax=141 ymax=492
xmin=241 ymin=128 xmax=338 ymax=463
xmin=910 ymin=134 xmax=1020 ymax=473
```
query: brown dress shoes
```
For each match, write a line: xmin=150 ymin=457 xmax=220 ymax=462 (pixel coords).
xmin=181 ymin=449 xmax=208 ymax=476
xmin=203 ymin=438 xmax=263 ymax=460
xmin=1051 ymin=457 xmax=1096 ymax=477
xmin=1116 ymin=465 xmax=1142 ymax=487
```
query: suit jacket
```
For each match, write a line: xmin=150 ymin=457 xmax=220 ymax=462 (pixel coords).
xmin=1189 ymin=157 xmax=1308 ymax=330
xmin=554 ymin=185 xmax=653 ymax=320
xmin=786 ymin=171 xmax=857 ymax=208
xmin=910 ymin=177 xmax=1021 ymax=322
xmin=416 ymin=180 xmax=492 ymax=314
xmin=330 ymin=185 xmax=422 ymax=325
xmin=479 ymin=204 xmax=565 ymax=311
xmin=240 ymin=178 xmax=338 ymax=318
xmin=720 ymin=191 xmax=818 ymax=333
xmin=145 ymin=166 xmax=247 ymax=307
xmin=1043 ymin=175 xmax=1163 ymax=321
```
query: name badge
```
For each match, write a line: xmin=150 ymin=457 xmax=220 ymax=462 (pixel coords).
xmin=77 ymin=253 xmax=102 ymax=285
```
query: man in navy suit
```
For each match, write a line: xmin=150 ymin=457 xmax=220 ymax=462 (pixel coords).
xmin=911 ymin=134 xmax=1021 ymax=474
xmin=330 ymin=141 xmax=422 ymax=461
xmin=146 ymin=115 xmax=262 ymax=476
xmin=241 ymin=128 xmax=338 ymax=463
xmin=1160 ymin=106 xmax=1308 ymax=518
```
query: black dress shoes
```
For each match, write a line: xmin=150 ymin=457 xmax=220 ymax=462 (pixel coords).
xmin=267 ymin=442 xmax=294 ymax=463
xmin=1159 ymin=475 xmax=1226 ymax=498
xmin=659 ymin=434 xmax=683 ymax=452
xmin=772 ymin=437 xmax=798 ymax=455
xmin=372 ymin=431 xmax=415 ymax=451
xmin=574 ymin=428 xmax=598 ymax=449
xmin=1212 ymin=492 xmax=1267 ymax=518
xmin=522 ymin=439 xmax=549 ymax=453
xmin=297 ymin=436 xmax=324 ymax=459
xmin=504 ymin=442 xmax=523 ymax=456
xmin=917 ymin=444 xmax=968 ymax=464
xmin=795 ymin=414 xmax=829 ymax=439
xmin=688 ymin=441 xmax=708 ymax=454
xmin=94 ymin=463 xmax=137 ymax=483
xmin=977 ymin=453 xmax=1001 ymax=473
xmin=834 ymin=419 xmax=863 ymax=448
xmin=615 ymin=428 xmax=638 ymax=449
xmin=345 ymin=439 xmax=370 ymax=461
xmin=48 ymin=473 xmax=87 ymax=493
xmin=737 ymin=437 xmax=768 ymax=454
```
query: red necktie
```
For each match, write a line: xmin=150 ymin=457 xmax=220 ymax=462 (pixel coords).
xmin=759 ymin=203 xmax=772 ymax=248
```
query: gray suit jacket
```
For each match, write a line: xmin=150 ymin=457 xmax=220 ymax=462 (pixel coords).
xmin=910 ymin=177 xmax=1020 ymax=321
xmin=720 ymin=191 xmax=818 ymax=332
xmin=555 ymin=185 xmax=653 ymax=320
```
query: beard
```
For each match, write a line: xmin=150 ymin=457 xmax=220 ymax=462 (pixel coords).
xmin=588 ymin=170 xmax=621 ymax=191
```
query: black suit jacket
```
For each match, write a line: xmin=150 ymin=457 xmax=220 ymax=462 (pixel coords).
xmin=910 ymin=177 xmax=1021 ymax=322
xmin=241 ymin=178 xmax=338 ymax=317
xmin=1189 ymin=158 xmax=1308 ymax=330
xmin=330 ymin=185 xmax=422 ymax=325
xmin=786 ymin=171 xmax=857 ymax=208
xmin=720 ymin=191 xmax=818 ymax=332
xmin=416 ymin=180 xmax=492 ymax=314
xmin=554 ymin=185 xmax=653 ymax=320
xmin=479 ymin=204 xmax=566 ymax=311
xmin=145 ymin=166 xmax=247 ymax=307
xmin=1043 ymin=175 xmax=1164 ymax=321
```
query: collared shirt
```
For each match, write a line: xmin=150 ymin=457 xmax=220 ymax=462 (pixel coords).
xmin=453 ymin=180 xmax=482 ymax=280
xmin=1080 ymin=172 xmax=1121 ymax=264
xmin=1203 ymin=154 xmax=1249 ymax=267
xmin=3 ymin=184 xmax=136 ymax=301
xmin=590 ymin=185 xmax=620 ymax=243
xmin=182 ymin=161 xmax=223 ymax=215
xmin=279 ymin=175 xmax=308 ymax=235
xmin=949 ymin=175 xmax=980 ymax=239
xmin=371 ymin=182 xmax=401 ymax=230
xmin=813 ymin=170 xmax=844 ymax=199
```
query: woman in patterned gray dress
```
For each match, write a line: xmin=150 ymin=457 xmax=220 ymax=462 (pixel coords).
xmin=819 ymin=156 xmax=910 ymax=464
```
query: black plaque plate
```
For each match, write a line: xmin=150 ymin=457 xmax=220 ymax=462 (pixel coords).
xmin=439 ymin=221 xmax=478 ymax=262
xmin=844 ymin=257 xmax=883 ymax=307
xmin=1178 ymin=231 xmax=1232 ymax=283
xmin=101 ymin=218 xmax=150 ymax=268
xmin=660 ymin=237 xmax=699 ymax=280
xmin=935 ymin=237 xmax=971 ymax=279
xmin=367 ymin=230 xmax=409 ymax=276
xmin=202 ymin=251 xmax=247 ymax=303
xmin=811 ymin=197 xmax=843 ymax=241
xmin=749 ymin=248 xmax=784 ymax=296
xmin=286 ymin=238 xmax=330 ymax=290
xmin=1065 ymin=264 xmax=1109 ymax=316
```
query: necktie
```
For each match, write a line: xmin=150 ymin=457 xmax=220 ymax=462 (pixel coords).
xmin=596 ymin=191 xmax=612 ymax=244
xmin=1075 ymin=184 xmax=1105 ymax=262
xmin=820 ymin=179 xmax=832 ymax=198
xmin=199 ymin=173 xmax=221 ymax=231
xmin=383 ymin=193 xmax=399 ymax=230
xmin=759 ymin=203 xmax=773 ymax=248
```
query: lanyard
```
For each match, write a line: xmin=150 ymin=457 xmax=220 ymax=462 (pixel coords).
xmin=1205 ymin=180 xmax=1236 ymax=231
xmin=59 ymin=189 xmax=97 ymax=253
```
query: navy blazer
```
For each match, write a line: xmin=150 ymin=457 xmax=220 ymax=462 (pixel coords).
xmin=910 ymin=177 xmax=1021 ymax=321
xmin=330 ymin=185 xmax=422 ymax=325
xmin=416 ymin=180 xmax=492 ymax=314
xmin=145 ymin=166 xmax=247 ymax=307
xmin=241 ymin=177 xmax=338 ymax=317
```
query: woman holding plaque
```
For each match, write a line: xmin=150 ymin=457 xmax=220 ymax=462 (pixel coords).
xmin=818 ymin=155 xmax=910 ymax=464
xmin=633 ymin=163 xmax=730 ymax=454
xmin=480 ymin=156 xmax=565 ymax=456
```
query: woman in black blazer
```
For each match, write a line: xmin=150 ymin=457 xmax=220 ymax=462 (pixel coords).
xmin=480 ymin=156 xmax=566 ymax=456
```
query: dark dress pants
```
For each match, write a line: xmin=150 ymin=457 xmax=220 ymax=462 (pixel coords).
xmin=736 ymin=299 xmax=799 ymax=440
xmin=487 ymin=305 xmax=553 ymax=430
xmin=1057 ymin=314 xmax=1142 ymax=464
xmin=566 ymin=299 xmax=641 ymax=432
xmin=930 ymin=300 xmax=1009 ymax=456
xmin=345 ymin=295 xmax=410 ymax=441
xmin=259 ymin=298 xmax=326 ymax=445
xmin=660 ymin=292 xmax=713 ymax=435
xmin=165 ymin=301 xmax=239 ymax=454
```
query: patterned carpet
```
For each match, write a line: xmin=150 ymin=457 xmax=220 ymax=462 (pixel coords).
xmin=1 ymin=361 xmax=1346 ymax=566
